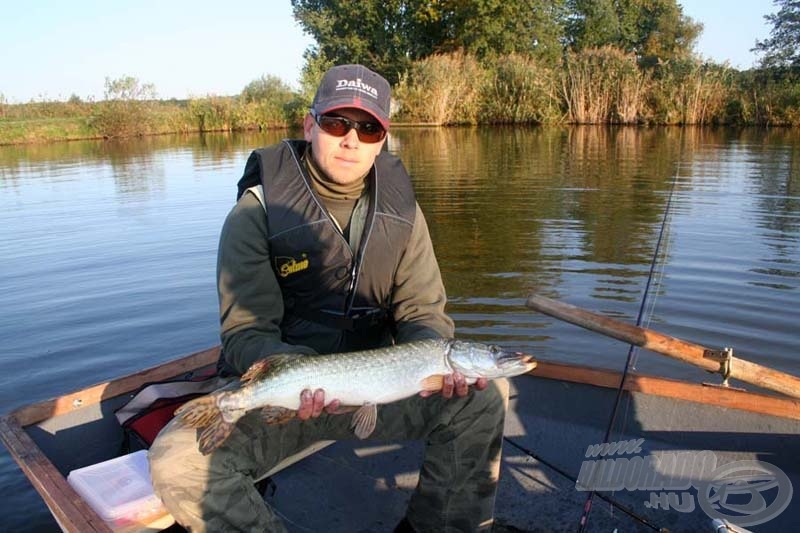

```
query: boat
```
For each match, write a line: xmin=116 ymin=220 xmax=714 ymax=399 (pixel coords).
xmin=2 ymin=296 xmax=798 ymax=532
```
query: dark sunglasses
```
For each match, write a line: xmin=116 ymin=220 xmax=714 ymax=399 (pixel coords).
xmin=312 ymin=112 xmax=386 ymax=143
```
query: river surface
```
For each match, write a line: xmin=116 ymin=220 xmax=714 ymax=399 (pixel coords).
xmin=1 ymin=126 xmax=798 ymax=530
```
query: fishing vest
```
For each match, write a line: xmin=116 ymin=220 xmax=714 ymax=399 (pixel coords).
xmin=237 ymin=140 xmax=417 ymax=354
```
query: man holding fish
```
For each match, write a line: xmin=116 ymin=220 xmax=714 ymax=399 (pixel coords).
xmin=149 ymin=64 xmax=535 ymax=532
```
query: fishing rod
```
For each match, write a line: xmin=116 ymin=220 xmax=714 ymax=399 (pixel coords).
xmin=575 ymin=137 xmax=683 ymax=533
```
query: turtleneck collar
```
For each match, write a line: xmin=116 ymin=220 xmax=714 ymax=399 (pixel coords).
xmin=303 ymin=145 xmax=368 ymax=200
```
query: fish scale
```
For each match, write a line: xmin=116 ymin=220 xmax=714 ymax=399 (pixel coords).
xmin=235 ymin=338 xmax=452 ymax=409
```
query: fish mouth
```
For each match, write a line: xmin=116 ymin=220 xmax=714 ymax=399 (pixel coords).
xmin=497 ymin=350 xmax=537 ymax=374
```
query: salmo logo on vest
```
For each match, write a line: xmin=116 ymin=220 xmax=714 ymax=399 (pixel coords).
xmin=336 ymin=78 xmax=379 ymax=99
xmin=275 ymin=254 xmax=309 ymax=278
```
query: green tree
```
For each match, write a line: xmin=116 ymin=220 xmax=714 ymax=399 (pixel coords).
xmin=241 ymin=75 xmax=294 ymax=104
xmin=753 ymin=0 xmax=800 ymax=68
xmin=103 ymin=75 xmax=157 ymax=101
xmin=567 ymin=0 xmax=702 ymax=66
xmin=298 ymin=48 xmax=335 ymax=105
xmin=90 ymin=76 xmax=157 ymax=137
xmin=466 ymin=0 xmax=566 ymax=61
xmin=290 ymin=0 xmax=567 ymax=84
xmin=291 ymin=0 xmax=410 ymax=84
xmin=626 ymin=0 xmax=702 ymax=66
xmin=567 ymin=0 xmax=621 ymax=49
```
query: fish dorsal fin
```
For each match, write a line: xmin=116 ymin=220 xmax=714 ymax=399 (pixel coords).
xmin=241 ymin=354 xmax=302 ymax=384
xmin=350 ymin=403 xmax=378 ymax=439
xmin=420 ymin=374 xmax=445 ymax=393
xmin=241 ymin=358 xmax=271 ymax=383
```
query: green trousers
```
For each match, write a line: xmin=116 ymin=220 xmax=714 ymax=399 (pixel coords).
xmin=149 ymin=379 xmax=508 ymax=532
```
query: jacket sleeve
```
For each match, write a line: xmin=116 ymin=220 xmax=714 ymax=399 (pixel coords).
xmin=217 ymin=192 xmax=317 ymax=375
xmin=392 ymin=203 xmax=455 ymax=343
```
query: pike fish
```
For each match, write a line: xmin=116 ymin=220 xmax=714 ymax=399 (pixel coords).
xmin=175 ymin=338 xmax=536 ymax=454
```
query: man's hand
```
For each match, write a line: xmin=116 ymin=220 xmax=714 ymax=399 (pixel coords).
xmin=296 ymin=388 xmax=350 ymax=420
xmin=419 ymin=372 xmax=488 ymax=399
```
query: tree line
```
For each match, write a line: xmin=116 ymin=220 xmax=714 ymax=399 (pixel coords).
xmin=290 ymin=0 xmax=703 ymax=85
xmin=291 ymin=0 xmax=800 ymax=126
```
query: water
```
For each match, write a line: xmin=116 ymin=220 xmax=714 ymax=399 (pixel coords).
xmin=1 ymin=127 xmax=798 ymax=530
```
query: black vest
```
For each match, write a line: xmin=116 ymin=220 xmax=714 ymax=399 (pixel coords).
xmin=237 ymin=140 xmax=417 ymax=354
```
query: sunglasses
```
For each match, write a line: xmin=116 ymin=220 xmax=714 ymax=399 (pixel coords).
xmin=312 ymin=112 xmax=386 ymax=143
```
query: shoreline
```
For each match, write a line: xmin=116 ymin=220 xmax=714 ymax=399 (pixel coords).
xmin=2 ymin=120 xmax=799 ymax=147
xmin=0 ymin=122 xmax=446 ymax=146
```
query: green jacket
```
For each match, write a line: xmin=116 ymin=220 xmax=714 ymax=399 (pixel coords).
xmin=217 ymin=142 xmax=454 ymax=375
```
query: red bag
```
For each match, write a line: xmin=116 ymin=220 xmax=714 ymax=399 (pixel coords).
xmin=115 ymin=369 xmax=223 ymax=448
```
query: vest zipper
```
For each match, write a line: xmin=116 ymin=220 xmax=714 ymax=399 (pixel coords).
xmin=289 ymin=141 xmax=366 ymax=314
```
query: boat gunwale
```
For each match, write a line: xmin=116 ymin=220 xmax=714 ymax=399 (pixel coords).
xmin=0 ymin=414 xmax=112 ymax=532
xmin=10 ymin=346 xmax=221 ymax=427
xmin=1 ymin=344 xmax=798 ymax=532
xmin=0 ymin=346 xmax=220 ymax=533
xmin=533 ymin=360 xmax=800 ymax=421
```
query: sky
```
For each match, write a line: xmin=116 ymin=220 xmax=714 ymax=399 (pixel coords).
xmin=0 ymin=0 xmax=779 ymax=103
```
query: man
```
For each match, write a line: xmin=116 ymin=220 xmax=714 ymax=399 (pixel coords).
xmin=149 ymin=64 xmax=509 ymax=532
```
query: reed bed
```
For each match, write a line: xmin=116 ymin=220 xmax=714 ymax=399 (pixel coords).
xmin=2 ymin=50 xmax=799 ymax=144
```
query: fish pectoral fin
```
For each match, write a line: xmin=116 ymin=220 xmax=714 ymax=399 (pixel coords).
xmin=261 ymin=406 xmax=296 ymax=425
xmin=350 ymin=403 xmax=378 ymax=439
xmin=420 ymin=374 xmax=446 ymax=393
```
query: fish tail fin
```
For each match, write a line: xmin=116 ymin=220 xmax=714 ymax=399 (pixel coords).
xmin=174 ymin=393 xmax=238 ymax=455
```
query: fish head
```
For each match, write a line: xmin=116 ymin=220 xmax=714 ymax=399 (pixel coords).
xmin=446 ymin=340 xmax=537 ymax=379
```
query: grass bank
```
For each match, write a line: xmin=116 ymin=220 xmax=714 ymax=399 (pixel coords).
xmin=0 ymin=118 xmax=98 ymax=144
xmin=2 ymin=51 xmax=799 ymax=145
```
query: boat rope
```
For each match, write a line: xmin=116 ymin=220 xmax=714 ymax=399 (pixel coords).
xmin=576 ymin=133 xmax=683 ymax=533
xmin=503 ymin=436 xmax=663 ymax=531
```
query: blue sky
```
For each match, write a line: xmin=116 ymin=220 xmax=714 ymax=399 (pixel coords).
xmin=0 ymin=0 xmax=778 ymax=103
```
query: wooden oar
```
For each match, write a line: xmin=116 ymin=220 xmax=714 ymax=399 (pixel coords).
xmin=526 ymin=294 xmax=800 ymax=400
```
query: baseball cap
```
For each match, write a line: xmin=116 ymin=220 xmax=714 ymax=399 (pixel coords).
xmin=311 ymin=64 xmax=391 ymax=130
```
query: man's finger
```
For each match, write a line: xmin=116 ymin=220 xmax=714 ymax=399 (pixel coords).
xmin=453 ymin=372 xmax=469 ymax=397
xmin=297 ymin=389 xmax=313 ymax=420
xmin=441 ymin=373 xmax=454 ymax=399
xmin=311 ymin=388 xmax=325 ymax=418
xmin=325 ymin=399 xmax=341 ymax=413
xmin=474 ymin=377 xmax=489 ymax=391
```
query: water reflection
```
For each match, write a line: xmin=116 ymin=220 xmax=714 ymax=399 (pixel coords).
xmin=1 ymin=126 xmax=800 ymax=532
xmin=386 ymin=126 xmax=800 ymax=379
xmin=747 ymin=138 xmax=800 ymax=272
xmin=1 ymin=127 xmax=798 ymax=370
xmin=389 ymin=126 xmax=683 ymax=353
